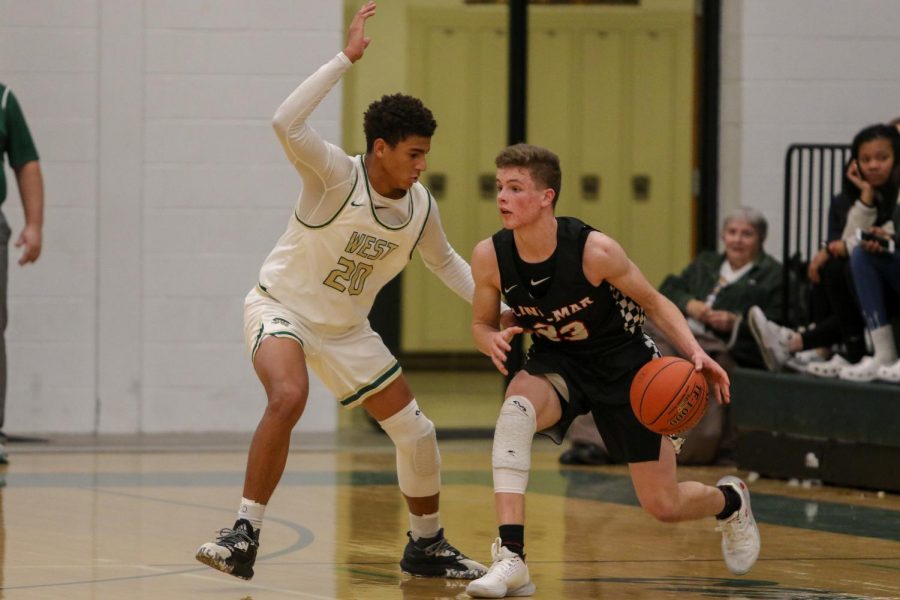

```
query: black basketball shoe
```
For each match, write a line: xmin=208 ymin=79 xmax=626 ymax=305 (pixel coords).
xmin=195 ymin=518 xmax=259 ymax=580
xmin=400 ymin=528 xmax=487 ymax=579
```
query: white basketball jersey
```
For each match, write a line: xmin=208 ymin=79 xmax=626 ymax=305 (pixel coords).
xmin=258 ymin=156 xmax=432 ymax=330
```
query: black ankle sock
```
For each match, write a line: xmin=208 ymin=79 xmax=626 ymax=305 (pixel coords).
xmin=716 ymin=485 xmax=742 ymax=520
xmin=499 ymin=524 xmax=525 ymax=559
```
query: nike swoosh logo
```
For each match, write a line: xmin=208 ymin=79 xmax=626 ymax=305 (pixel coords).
xmin=530 ymin=276 xmax=551 ymax=286
xmin=351 ymin=200 xmax=364 ymax=207
xmin=503 ymin=284 xmax=518 ymax=294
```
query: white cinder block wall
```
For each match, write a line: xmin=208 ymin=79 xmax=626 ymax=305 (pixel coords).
xmin=1 ymin=0 xmax=343 ymax=434
xmin=720 ymin=0 xmax=900 ymax=259
xmin=3 ymin=1 xmax=900 ymax=433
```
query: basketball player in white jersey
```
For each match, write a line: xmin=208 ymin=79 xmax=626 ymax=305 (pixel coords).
xmin=195 ymin=2 xmax=486 ymax=580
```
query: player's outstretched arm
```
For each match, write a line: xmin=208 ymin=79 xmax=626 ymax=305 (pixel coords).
xmin=344 ymin=1 xmax=376 ymax=63
xmin=471 ymin=239 xmax=522 ymax=376
xmin=584 ymin=232 xmax=731 ymax=403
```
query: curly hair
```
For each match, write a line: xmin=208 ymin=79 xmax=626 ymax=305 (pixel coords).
xmin=363 ymin=93 xmax=437 ymax=152
xmin=495 ymin=143 xmax=562 ymax=207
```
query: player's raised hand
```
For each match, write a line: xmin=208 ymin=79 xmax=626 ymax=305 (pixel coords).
xmin=344 ymin=1 xmax=376 ymax=63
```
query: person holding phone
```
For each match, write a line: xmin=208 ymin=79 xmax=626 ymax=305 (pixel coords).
xmin=839 ymin=125 xmax=900 ymax=381
xmin=751 ymin=124 xmax=900 ymax=380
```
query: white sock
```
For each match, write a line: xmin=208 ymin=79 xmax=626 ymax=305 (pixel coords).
xmin=238 ymin=497 xmax=266 ymax=531
xmin=409 ymin=511 xmax=441 ymax=541
xmin=871 ymin=325 xmax=898 ymax=364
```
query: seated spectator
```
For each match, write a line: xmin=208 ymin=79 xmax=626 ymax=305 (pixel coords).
xmin=560 ymin=206 xmax=783 ymax=466
xmin=844 ymin=240 xmax=900 ymax=382
xmin=748 ymin=183 xmax=861 ymax=375
xmin=750 ymin=124 xmax=900 ymax=378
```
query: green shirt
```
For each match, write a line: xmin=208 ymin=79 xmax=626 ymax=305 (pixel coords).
xmin=658 ymin=250 xmax=784 ymax=367
xmin=0 ymin=83 xmax=40 ymax=205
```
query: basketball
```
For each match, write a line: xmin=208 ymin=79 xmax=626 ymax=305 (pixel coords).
xmin=630 ymin=356 xmax=708 ymax=435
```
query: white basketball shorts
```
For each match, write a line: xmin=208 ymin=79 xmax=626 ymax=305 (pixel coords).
xmin=243 ymin=286 xmax=402 ymax=408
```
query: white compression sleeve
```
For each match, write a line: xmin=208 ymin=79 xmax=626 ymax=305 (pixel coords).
xmin=492 ymin=395 xmax=537 ymax=494
xmin=379 ymin=400 xmax=442 ymax=498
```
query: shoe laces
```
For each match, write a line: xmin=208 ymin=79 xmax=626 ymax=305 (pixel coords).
xmin=422 ymin=536 xmax=456 ymax=558
xmin=716 ymin=509 xmax=753 ymax=548
xmin=215 ymin=526 xmax=258 ymax=549
xmin=488 ymin=540 xmax=521 ymax=576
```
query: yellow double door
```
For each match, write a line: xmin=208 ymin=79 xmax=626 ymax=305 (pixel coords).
xmin=402 ymin=5 xmax=695 ymax=353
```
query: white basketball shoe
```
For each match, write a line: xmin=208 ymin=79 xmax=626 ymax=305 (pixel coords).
xmin=465 ymin=538 xmax=535 ymax=598
xmin=716 ymin=476 xmax=761 ymax=575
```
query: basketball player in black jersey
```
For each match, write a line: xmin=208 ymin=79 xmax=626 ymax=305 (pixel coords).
xmin=465 ymin=144 xmax=760 ymax=598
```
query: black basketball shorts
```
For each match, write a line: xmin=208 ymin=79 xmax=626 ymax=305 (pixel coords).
xmin=523 ymin=348 xmax=662 ymax=463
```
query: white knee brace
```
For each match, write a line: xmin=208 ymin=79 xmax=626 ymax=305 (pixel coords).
xmin=492 ymin=395 xmax=537 ymax=494
xmin=379 ymin=400 xmax=441 ymax=498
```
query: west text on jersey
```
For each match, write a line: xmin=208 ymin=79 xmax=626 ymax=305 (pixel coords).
xmin=344 ymin=231 xmax=400 ymax=260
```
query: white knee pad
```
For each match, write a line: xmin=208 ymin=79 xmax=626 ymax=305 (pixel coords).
xmin=492 ymin=395 xmax=537 ymax=494
xmin=378 ymin=400 xmax=441 ymax=498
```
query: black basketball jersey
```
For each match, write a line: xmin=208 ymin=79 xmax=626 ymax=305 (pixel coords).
xmin=492 ymin=216 xmax=656 ymax=380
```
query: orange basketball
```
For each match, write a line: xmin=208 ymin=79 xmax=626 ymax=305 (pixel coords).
xmin=630 ymin=356 xmax=708 ymax=435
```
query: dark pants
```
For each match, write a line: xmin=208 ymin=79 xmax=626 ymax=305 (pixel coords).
xmin=0 ymin=210 xmax=9 ymax=433
xmin=850 ymin=246 xmax=900 ymax=331
xmin=808 ymin=256 xmax=865 ymax=361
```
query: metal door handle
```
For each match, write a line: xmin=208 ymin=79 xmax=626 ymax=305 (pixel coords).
xmin=581 ymin=174 xmax=600 ymax=201
xmin=632 ymin=174 xmax=650 ymax=200
xmin=479 ymin=174 xmax=495 ymax=200
xmin=427 ymin=173 xmax=446 ymax=199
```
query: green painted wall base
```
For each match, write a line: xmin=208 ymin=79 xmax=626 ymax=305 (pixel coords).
xmin=731 ymin=368 xmax=900 ymax=492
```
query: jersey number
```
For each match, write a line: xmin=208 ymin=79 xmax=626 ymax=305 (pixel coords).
xmin=323 ymin=257 xmax=373 ymax=296
xmin=533 ymin=321 xmax=589 ymax=342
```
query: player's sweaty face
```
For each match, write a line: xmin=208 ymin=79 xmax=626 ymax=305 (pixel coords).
xmin=381 ymin=136 xmax=431 ymax=190
xmin=495 ymin=167 xmax=547 ymax=226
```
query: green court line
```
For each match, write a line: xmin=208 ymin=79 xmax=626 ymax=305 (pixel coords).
xmin=4 ymin=468 xmax=899 ymax=543
xmin=560 ymin=575 xmax=886 ymax=600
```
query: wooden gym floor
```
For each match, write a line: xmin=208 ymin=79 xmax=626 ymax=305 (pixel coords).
xmin=0 ymin=428 xmax=898 ymax=600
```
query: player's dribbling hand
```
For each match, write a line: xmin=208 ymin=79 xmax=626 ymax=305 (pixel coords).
xmin=344 ymin=1 xmax=376 ymax=63
xmin=490 ymin=326 xmax=523 ymax=376
xmin=692 ymin=351 xmax=731 ymax=405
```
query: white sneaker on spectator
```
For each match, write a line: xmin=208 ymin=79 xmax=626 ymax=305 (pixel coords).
xmin=465 ymin=538 xmax=535 ymax=598
xmin=876 ymin=360 xmax=900 ymax=383
xmin=838 ymin=356 xmax=882 ymax=382
xmin=716 ymin=476 xmax=761 ymax=575
xmin=784 ymin=348 xmax=827 ymax=373
xmin=795 ymin=348 xmax=828 ymax=365
xmin=806 ymin=354 xmax=850 ymax=378
xmin=747 ymin=306 xmax=793 ymax=372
